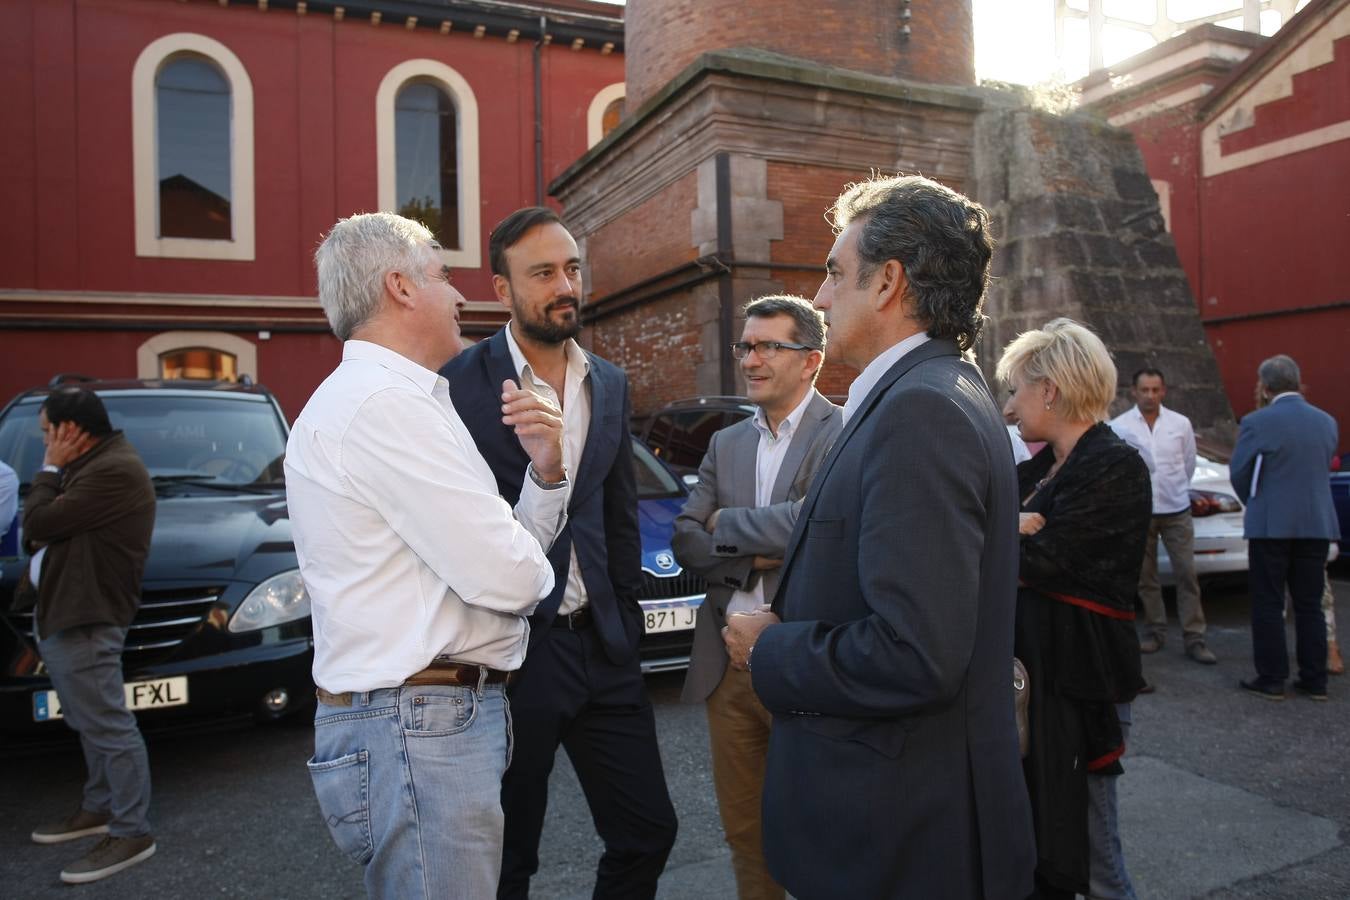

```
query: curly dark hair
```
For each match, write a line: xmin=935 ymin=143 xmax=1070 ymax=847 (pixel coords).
xmin=829 ymin=175 xmax=993 ymax=352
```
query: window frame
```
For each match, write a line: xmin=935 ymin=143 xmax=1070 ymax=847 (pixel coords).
xmin=131 ymin=33 xmax=256 ymax=261
xmin=587 ymin=82 xmax=626 ymax=149
xmin=137 ymin=331 xmax=258 ymax=382
xmin=376 ymin=60 xmax=481 ymax=269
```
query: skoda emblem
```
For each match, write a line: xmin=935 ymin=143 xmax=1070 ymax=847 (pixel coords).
xmin=655 ymin=551 xmax=675 ymax=571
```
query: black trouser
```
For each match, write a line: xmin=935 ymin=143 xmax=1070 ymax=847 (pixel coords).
xmin=1248 ymin=538 xmax=1330 ymax=691
xmin=498 ymin=623 xmax=677 ymax=899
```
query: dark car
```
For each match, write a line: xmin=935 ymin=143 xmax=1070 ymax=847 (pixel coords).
xmin=631 ymin=436 xmax=707 ymax=673
xmin=638 ymin=396 xmax=756 ymax=480
xmin=0 ymin=378 xmax=313 ymax=737
xmin=1332 ymin=452 xmax=1350 ymax=551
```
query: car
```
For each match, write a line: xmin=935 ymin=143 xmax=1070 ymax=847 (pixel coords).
xmin=630 ymin=436 xmax=707 ymax=673
xmin=638 ymin=396 xmax=757 ymax=481
xmin=0 ymin=377 xmax=313 ymax=738
xmin=1331 ymin=453 xmax=1350 ymax=550
xmin=1157 ymin=449 xmax=1248 ymax=584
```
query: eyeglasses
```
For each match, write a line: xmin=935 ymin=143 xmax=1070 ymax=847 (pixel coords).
xmin=729 ymin=340 xmax=817 ymax=360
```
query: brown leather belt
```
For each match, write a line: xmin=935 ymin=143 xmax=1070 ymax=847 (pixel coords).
xmin=316 ymin=662 xmax=515 ymax=707
xmin=552 ymin=607 xmax=593 ymax=630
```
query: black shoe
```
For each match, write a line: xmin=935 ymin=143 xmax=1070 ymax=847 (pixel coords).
xmin=1292 ymin=681 xmax=1329 ymax=701
xmin=1240 ymin=678 xmax=1286 ymax=701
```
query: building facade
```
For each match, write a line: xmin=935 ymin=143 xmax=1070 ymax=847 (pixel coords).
xmin=0 ymin=0 xmax=624 ymax=417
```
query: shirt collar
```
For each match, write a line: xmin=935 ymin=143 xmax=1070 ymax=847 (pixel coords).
xmin=843 ymin=332 xmax=932 ymax=424
xmin=1270 ymin=391 xmax=1300 ymax=404
xmin=504 ymin=323 xmax=591 ymax=384
xmin=343 ymin=340 xmax=441 ymax=394
xmin=753 ymin=389 xmax=815 ymax=440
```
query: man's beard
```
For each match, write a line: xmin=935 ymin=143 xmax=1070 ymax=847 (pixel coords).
xmin=517 ymin=298 xmax=582 ymax=344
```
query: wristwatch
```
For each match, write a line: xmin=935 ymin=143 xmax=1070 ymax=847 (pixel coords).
xmin=40 ymin=464 xmax=62 ymax=476
xmin=528 ymin=463 xmax=568 ymax=490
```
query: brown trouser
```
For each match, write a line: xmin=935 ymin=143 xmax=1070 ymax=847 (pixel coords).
xmin=706 ymin=666 xmax=785 ymax=900
xmin=1139 ymin=510 xmax=1206 ymax=642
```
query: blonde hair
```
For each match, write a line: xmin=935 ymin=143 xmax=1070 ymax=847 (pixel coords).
xmin=995 ymin=318 xmax=1116 ymax=424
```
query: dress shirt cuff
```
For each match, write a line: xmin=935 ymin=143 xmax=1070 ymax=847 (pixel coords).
xmin=516 ymin=465 xmax=570 ymax=553
xmin=527 ymin=462 xmax=568 ymax=490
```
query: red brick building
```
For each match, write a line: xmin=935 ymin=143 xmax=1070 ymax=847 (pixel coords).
xmin=0 ymin=0 xmax=624 ymax=418
xmin=1081 ymin=0 xmax=1350 ymax=448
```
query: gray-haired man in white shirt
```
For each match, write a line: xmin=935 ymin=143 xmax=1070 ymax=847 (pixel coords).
xmin=1109 ymin=367 xmax=1216 ymax=665
xmin=286 ymin=212 xmax=570 ymax=899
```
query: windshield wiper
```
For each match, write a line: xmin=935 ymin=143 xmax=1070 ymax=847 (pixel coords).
xmin=151 ymin=475 xmax=277 ymax=495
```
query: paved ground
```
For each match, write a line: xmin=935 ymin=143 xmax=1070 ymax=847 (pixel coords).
xmin=3 ymin=574 xmax=1349 ymax=898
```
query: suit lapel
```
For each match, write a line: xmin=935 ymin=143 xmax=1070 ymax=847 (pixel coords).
xmin=769 ymin=391 xmax=828 ymax=502
xmin=571 ymin=353 xmax=608 ymax=497
xmin=732 ymin=421 xmax=759 ymax=508
xmin=484 ymin=329 xmax=531 ymax=469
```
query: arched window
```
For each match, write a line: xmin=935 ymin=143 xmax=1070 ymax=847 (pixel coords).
xmin=132 ymin=34 xmax=255 ymax=260
xmin=377 ymin=60 xmax=480 ymax=269
xmin=587 ymin=83 xmax=626 ymax=149
xmin=395 ymin=82 xmax=459 ymax=250
xmin=157 ymin=56 xmax=232 ymax=240
xmin=137 ymin=332 xmax=257 ymax=382
xmin=159 ymin=347 xmax=238 ymax=381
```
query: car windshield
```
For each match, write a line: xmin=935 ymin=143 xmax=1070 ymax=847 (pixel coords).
xmin=0 ymin=393 xmax=288 ymax=488
xmin=631 ymin=437 xmax=682 ymax=500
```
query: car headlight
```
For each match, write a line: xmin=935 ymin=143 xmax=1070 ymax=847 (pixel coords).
xmin=228 ymin=569 xmax=312 ymax=633
xmin=1190 ymin=489 xmax=1242 ymax=517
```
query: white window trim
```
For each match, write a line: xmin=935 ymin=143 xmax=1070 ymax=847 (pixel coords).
xmin=376 ymin=60 xmax=481 ymax=269
xmin=131 ymin=33 xmax=256 ymax=261
xmin=137 ymin=331 xmax=258 ymax=381
xmin=587 ymin=82 xmax=626 ymax=149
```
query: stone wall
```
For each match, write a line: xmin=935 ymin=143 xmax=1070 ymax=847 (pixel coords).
xmin=972 ymin=105 xmax=1236 ymax=442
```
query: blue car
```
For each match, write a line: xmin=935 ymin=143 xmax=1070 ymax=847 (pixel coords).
xmin=631 ymin=436 xmax=706 ymax=673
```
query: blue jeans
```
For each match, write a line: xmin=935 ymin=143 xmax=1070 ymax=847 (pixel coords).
xmin=38 ymin=625 xmax=153 ymax=838
xmin=1087 ymin=703 xmax=1136 ymax=900
xmin=308 ymin=681 xmax=512 ymax=900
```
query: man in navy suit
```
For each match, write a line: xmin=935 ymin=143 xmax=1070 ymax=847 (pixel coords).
xmin=1231 ymin=354 xmax=1340 ymax=701
xmin=723 ymin=175 xmax=1035 ymax=899
xmin=442 ymin=207 xmax=676 ymax=899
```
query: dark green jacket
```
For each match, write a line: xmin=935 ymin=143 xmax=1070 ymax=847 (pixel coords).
xmin=21 ymin=431 xmax=155 ymax=637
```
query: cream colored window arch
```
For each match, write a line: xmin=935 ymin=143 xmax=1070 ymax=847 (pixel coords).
xmin=137 ymin=331 xmax=257 ymax=382
xmin=587 ymin=83 xmax=626 ymax=149
xmin=131 ymin=33 xmax=255 ymax=260
xmin=376 ymin=60 xmax=481 ymax=269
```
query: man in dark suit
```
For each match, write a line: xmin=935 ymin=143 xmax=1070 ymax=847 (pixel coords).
xmin=1231 ymin=354 xmax=1340 ymax=701
xmin=724 ymin=175 xmax=1036 ymax=899
xmin=672 ymin=295 xmax=842 ymax=900
xmin=442 ymin=207 xmax=677 ymax=899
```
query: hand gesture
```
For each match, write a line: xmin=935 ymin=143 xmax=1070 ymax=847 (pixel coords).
xmin=722 ymin=608 xmax=781 ymax=671
xmin=1018 ymin=512 xmax=1046 ymax=536
xmin=501 ymin=379 xmax=565 ymax=483
xmin=43 ymin=421 xmax=95 ymax=468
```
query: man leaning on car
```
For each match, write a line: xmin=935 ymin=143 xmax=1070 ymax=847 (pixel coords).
xmin=19 ymin=387 xmax=158 ymax=884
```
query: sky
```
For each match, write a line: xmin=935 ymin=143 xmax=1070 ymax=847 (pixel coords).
xmin=593 ymin=1 xmax=1296 ymax=86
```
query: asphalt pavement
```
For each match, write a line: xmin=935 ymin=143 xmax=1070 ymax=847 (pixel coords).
xmin=3 ymin=575 xmax=1350 ymax=899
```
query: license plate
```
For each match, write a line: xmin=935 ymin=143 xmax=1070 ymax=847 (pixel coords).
xmin=643 ymin=604 xmax=697 ymax=635
xmin=33 ymin=676 xmax=189 ymax=722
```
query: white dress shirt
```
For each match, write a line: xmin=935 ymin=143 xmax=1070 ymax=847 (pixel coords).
xmin=505 ymin=325 xmax=593 ymax=615
xmin=285 ymin=340 xmax=568 ymax=692
xmin=0 ymin=460 xmax=17 ymax=541
xmin=1108 ymin=404 xmax=1196 ymax=515
xmin=726 ymin=390 xmax=815 ymax=616
xmin=842 ymin=332 xmax=932 ymax=426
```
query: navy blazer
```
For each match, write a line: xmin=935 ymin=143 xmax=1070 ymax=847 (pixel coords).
xmin=441 ymin=328 xmax=644 ymax=664
xmin=752 ymin=338 xmax=1035 ymax=900
xmin=1230 ymin=394 xmax=1340 ymax=540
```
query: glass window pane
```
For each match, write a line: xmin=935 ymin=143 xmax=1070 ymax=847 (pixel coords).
xmin=157 ymin=56 xmax=232 ymax=240
xmin=1103 ymin=23 xmax=1157 ymax=67
xmin=396 ymin=82 xmax=459 ymax=250
xmin=602 ymin=98 xmax=625 ymax=139
xmin=159 ymin=348 xmax=237 ymax=381
xmin=1259 ymin=10 xmax=1281 ymax=35
xmin=1104 ymin=0 xmax=1156 ymax=25
xmin=1167 ymin=0 xmax=1241 ymax=23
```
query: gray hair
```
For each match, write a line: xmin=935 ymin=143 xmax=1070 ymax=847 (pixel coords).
xmin=1257 ymin=354 xmax=1301 ymax=395
xmin=743 ymin=294 xmax=827 ymax=352
xmin=315 ymin=213 xmax=440 ymax=341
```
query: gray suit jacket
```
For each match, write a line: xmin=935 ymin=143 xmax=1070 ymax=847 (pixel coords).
xmin=672 ymin=390 xmax=842 ymax=703
xmin=751 ymin=339 xmax=1035 ymax=900
xmin=1230 ymin=394 xmax=1340 ymax=540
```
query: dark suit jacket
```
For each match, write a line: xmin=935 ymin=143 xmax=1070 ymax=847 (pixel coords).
xmin=441 ymin=328 xmax=644 ymax=664
xmin=751 ymin=339 xmax=1036 ymax=900
xmin=672 ymin=390 xmax=842 ymax=703
xmin=1230 ymin=395 xmax=1340 ymax=540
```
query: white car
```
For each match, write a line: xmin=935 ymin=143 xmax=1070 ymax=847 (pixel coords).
xmin=1158 ymin=452 xmax=1338 ymax=583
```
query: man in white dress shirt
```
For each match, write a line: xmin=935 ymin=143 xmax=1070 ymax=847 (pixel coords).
xmin=1109 ymin=368 xmax=1216 ymax=664
xmin=285 ymin=212 xmax=569 ymax=899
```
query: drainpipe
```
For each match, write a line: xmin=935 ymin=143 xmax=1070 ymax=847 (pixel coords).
xmin=534 ymin=16 xmax=546 ymax=207
xmin=715 ymin=152 xmax=736 ymax=395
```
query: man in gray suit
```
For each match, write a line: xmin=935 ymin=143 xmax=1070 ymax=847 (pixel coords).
xmin=672 ymin=295 xmax=841 ymax=900
xmin=724 ymin=175 xmax=1035 ymax=899
xmin=1231 ymin=354 xmax=1340 ymax=701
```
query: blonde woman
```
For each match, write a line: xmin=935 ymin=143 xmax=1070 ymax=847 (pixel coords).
xmin=997 ymin=319 xmax=1151 ymax=900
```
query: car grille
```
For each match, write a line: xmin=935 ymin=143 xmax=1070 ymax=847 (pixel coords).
xmin=638 ymin=570 xmax=705 ymax=601
xmin=7 ymin=585 xmax=224 ymax=670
